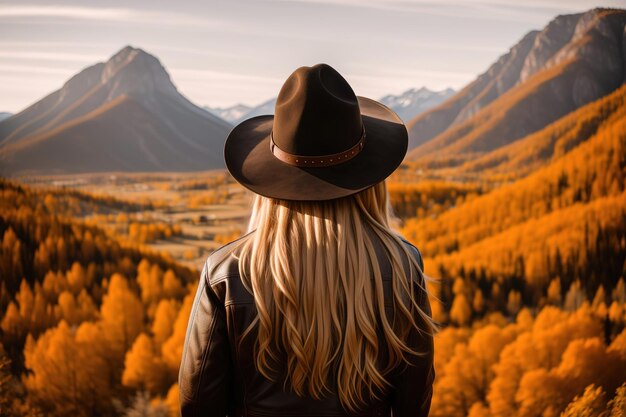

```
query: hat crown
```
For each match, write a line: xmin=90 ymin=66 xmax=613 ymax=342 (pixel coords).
xmin=272 ymin=64 xmax=363 ymax=156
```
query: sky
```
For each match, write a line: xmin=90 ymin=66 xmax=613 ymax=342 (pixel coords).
xmin=1 ymin=0 xmax=624 ymax=113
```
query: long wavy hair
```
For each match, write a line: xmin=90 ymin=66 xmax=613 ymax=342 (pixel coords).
xmin=224 ymin=180 xmax=436 ymax=412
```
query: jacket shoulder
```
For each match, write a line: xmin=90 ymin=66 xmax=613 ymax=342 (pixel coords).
xmin=203 ymin=231 xmax=253 ymax=283
xmin=202 ymin=231 xmax=255 ymax=306
xmin=397 ymin=234 xmax=425 ymax=272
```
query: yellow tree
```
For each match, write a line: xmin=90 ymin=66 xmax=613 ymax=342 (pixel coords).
xmin=33 ymin=243 xmax=50 ymax=278
xmin=433 ymin=327 xmax=472 ymax=379
xmin=165 ymin=384 xmax=180 ymax=417
xmin=31 ymin=284 xmax=54 ymax=336
xmin=16 ymin=279 xmax=34 ymax=327
xmin=55 ymin=292 xmax=80 ymax=325
xmin=546 ymin=278 xmax=561 ymax=305
xmin=152 ymin=299 xmax=180 ymax=347
xmin=77 ymin=290 xmax=98 ymax=322
xmin=591 ymin=286 xmax=607 ymax=317
xmin=55 ymin=290 xmax=97 ymax=325
xmin=0 ymin=302 xmax=21 ymax=343
xmin=450 ymin=293 xmax=472 ymax=326
xmin=75 ymin=321 xmax=114 ymax=398
xmin=564 ymin=281 xmax=585 ymax=311
xmin=516 ymin=337 xmax=626 ymax=417
xmin=473 ymin=291 xmax=485 ymax=315
xmin=66 ymin=262 xmax=88 ymax=294
xmin=1 ymin=227 xmax=23 ymax=287
xmin=42 ymin=270 xmax=67 ymax=302
xmin=23 ymin=321 xmax=111 ymax=416
xmin=100 ymin=273 xmax=144 ymax=366
xmin=122 ymin=333 xmax=169 ymax=394
xmin=137 ymin=263 xmax=163 ymax=306
xmin=608 ymin=383 xmax=626 ymax=416
xmin=467 ymin=402 xmax=491 ymax=417
xmin=162 ymin=288 xmax=195 ymax=375
xmin=560 ymin=385 xmax=607 ymax=417
xmin=434 ymin=325 xmax=516 ymax=417
xmin=506 ymin=291 xmax=521 ymax=316
xmin=55 ymin=237 xmax=68 ymax=272
xmin=488 ymin=306 xmax=603 ymax=417
xmin=162 ymin=270 xmax=184 ymax=299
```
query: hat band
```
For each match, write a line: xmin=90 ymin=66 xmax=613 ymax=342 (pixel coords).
xmin=269 ymin=130 xmax=365 ymax=167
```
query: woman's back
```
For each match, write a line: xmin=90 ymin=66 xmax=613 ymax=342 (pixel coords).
xmin=179 ymin=226 xmax=434 ymax=417
xmin=178 ymin=63 xmax=435 ymax=417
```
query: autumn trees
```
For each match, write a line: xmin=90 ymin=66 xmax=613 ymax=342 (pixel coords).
xmin=398 ymin=87 xmax=626 ymax=329
xmin=0 ymin=180 xmax=195 ymax=416
xmin=430 ymin=305 xmax=626 ymax=417
xmin=1 ymin=83 xmax=625 ymax=417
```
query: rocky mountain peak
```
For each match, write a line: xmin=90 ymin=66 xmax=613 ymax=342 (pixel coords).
xmin=518 ymin=13 xmax=579 ymax=83
xmin=100 ymin=45 xmax=178 ymax=99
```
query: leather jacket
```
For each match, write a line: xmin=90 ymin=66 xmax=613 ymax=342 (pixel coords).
xmin=179 ymin=230 xmax=434 ymax=417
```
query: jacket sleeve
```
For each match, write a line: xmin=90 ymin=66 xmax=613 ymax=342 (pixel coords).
xmin=179 ymin=259 xmax=232 ymax=417
xmin=391 ymin=245 xmax=435 ymax=417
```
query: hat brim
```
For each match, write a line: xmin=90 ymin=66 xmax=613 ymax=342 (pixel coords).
xmin=223 ymin=96 xmax=407 ymax=201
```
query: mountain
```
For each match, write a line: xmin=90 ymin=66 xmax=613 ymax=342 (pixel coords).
xmin=213 ymin=87 xmax=453 ymax=126
xmin=0 ymin=112 xmax=11 ymax=122
xmin=233 ymin=98 xmax=277 ymax=124
xmin=406 ymin=8 xmax=626 ymax=166
xmin=0 ymin=46 xmax=232 ymax=176
xmin=456 ymin=84 xmax=626 ymax=178
xmin=207 ymin=98 xmax=276 ymax=125
xmin=204 ymin=104 xmax=251 ymax=123
xmin=378 ymin=87 xmax=455 ymax=122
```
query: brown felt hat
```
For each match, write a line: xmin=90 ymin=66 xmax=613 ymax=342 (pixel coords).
xmin=223 ymin=63 xmax=408 ymax=201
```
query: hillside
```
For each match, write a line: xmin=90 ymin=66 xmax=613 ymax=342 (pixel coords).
xmin=406 ymin=8 xmax=626 ymax=165
xmin=403 ymin=84 xmax=626 ymax=307
xmin=456 ymin=84 xmax=626 ymax=178
xmin=0 ymin=46 xmax=232 ymax=175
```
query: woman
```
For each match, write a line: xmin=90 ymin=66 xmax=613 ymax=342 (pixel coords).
xmin=179 ymin=64 xmax=436 ymax=417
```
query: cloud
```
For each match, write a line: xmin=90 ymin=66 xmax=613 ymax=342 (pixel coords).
xmin=0 ymin=64 xmax=73 ymax=75
xmin=0 ymin=5 xmax=129 ymax=20
xmin=268 ymin=0 xmax=621 ymax=12
xmin=171 ymin=68 xmax=282 ymax=84
xmin=0 ymin=51 xmax=103 ymax=63
xmin=0 ymin=5 xmax=227 ymax=27
xmin=264 ymin=0 xmax=620 ymax=22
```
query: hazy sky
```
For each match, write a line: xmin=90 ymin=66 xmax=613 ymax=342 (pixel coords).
xmin=1 ymin=0 xmax=624 ymax=113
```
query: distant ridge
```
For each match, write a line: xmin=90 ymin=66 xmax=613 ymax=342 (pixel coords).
xmin=379 ymin=87 xmax=455 ymax=123
xmin=232 ymin=98 xmax=277 ymax=124
xmin=204 ymin=104 xmax=251 ymax=123
xmin=208 ymin=86 xmax=454 ymax=126
xmin=406 ymin=8 xmax=626 ymax=167
xmin=0 ymin=46 xmax=232 ymax=175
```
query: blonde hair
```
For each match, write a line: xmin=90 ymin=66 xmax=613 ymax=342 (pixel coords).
xmin=226 ymin=181 xmax=435 ymax=412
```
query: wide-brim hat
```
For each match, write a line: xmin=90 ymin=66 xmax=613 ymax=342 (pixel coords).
xmin=224 ymin=64 xmax=407 ymax=201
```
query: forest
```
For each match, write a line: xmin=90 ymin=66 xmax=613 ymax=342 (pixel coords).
xmin=1 ymin=87 xmax=625 ymax=417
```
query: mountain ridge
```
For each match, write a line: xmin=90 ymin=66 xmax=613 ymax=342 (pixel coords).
xmin=0 ymin=46 xmax=232 ymax=175
xmin=406 ymin=8 xmax=626 ymax=166
xmin=208 ymin=86 xmax=455 ymax=125
xmin=378 ymin=87 xmax=456 ymax=122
